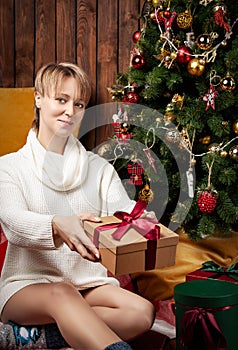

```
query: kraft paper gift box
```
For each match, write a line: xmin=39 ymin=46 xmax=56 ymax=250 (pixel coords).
xmin=186 ymin=261 xmax=238 ymax=285
xmin=174 ymin=280 xmax=238 ymax=350
xmin=83 ymin=213 xmax=178 ymax=276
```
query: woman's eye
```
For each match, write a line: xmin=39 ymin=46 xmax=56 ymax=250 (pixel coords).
xmin=75 ymin=102 xmax=84 ymax=109
xmin=56 ymin=97 xmax=67 ymax=104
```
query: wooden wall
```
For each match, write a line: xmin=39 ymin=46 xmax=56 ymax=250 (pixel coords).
xmin=0 ymin=0 xmax=142 ymax=106
xmin=0 ymin=0 xmax=144 ymax=148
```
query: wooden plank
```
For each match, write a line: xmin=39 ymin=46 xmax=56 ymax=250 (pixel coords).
xmin=56 ymin=0 xmax=76 ymax=63
xmin=94 ymin=0 xmax=119 ymax=148
xmin=35 ymin=0 xmax=56 ymax=73
xmin=0 ymin=0 xmax=14 ymax=87
xmin=97 ymin=0 xmax=118 ymax=104
xmin=15 ymin=0 xmax=34 ymax=87
xmin=118 ymin=0 xmax=140 ymax=74
xmin=77 ymin=0 xmax=97 ymax=106
xmin=76 ymin=0 xmax=97 ymax=149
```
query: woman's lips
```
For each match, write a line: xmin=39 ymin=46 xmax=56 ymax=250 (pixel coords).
xmin=57 ymin=119 xmax=74 ymax=126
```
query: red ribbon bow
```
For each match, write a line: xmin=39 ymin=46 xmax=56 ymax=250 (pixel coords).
xmin=93 ymin=200 xmax=159 ymax=244
xmin=93 ymin=200 xmax=160 ymax=270
xmin=180 ymin=306 xmax=227 ymax=350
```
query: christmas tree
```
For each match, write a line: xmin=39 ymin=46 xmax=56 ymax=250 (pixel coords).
xmin=106 ymin=0 xmax=238 ymax=240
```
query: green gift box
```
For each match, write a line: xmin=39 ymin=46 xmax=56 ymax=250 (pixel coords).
xmin=174 ymin=280 xmax=238 ymax=350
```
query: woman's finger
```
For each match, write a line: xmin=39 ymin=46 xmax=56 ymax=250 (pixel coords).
xmin=72 ymin=240 xmax=98 ymax=261
xmin=78 ymin=213 xmax=101 ymax=223
xmin=78 ymin=232 xmax=100 ymax=260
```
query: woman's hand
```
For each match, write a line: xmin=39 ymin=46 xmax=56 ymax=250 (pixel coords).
xmin=52 ymin=214 xmax=101 ymax=262
xmin=140 ymin=210 xmax=158 ymax=223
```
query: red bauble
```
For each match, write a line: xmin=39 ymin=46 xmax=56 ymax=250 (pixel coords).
xmin=132 ymin=30 xmax=141 ymax=43
xmin=176 ymin=46 xmax=192 ymax=64
xmin=149 ymin=10 xmax=164 ymax=25
xmin=123 ymin=91 xmax=140 ymax=104
xmin=197 ymin=190 xmax=218 ymax=214
xmin=163 ymin=9 xmax=172 ymax=19
xmin=131 ymin=54 xmax=146 ymax=69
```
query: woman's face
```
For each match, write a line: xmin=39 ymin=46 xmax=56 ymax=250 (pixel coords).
xmin=35 ymin=76 xmax=85 ymax=147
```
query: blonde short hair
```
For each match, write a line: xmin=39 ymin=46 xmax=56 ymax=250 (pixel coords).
xmin=32 ymin=62 xmax=91 ymax=131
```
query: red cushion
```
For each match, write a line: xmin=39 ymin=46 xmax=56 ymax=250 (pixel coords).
xmin=0 ymin=226 xmax=8 ymax=275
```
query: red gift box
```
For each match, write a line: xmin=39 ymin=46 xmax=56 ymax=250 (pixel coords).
xmin=186 ymin=261 xmax=238 ymax=285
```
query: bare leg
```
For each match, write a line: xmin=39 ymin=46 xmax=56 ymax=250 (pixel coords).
xmin=83 ymin=284 xmax=155 ymax=341
xmin=1 ymin=282 xmax=122 ymax=350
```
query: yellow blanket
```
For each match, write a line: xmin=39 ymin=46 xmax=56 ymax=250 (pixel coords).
xmin=132 ymin=231 xmax=238 ymax=301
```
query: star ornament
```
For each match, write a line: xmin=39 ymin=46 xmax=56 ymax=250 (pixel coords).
xmin=203 ymin=84 xmax=218 ymax=110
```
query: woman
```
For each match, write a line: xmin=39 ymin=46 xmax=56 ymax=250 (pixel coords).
xmin=0 ymin=62 xmax=155 ymax=350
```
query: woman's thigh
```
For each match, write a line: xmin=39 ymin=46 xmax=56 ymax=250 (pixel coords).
xmin=83 ymin=284 xmax=152 ymax=310
xmin=1 ymin=282 xmax=81 ymax=325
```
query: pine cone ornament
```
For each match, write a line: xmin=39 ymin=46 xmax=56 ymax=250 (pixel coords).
xmin=138 ymin=184 xmax=154 ymax=204
xmin=197 ymin=189 xmax=218 ymax=214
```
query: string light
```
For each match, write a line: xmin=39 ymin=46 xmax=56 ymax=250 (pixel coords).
xmin=154 ymin=8 xmax=238 ymax=61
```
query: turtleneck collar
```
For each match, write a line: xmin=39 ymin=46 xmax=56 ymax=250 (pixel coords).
xmin=20 ymin=129 xmax=89 ymax=191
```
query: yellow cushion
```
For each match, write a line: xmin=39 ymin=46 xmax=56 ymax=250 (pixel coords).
xmin=0 ymin=88 xmax=80 ymax=156
xmin=131 ymin=231 xmax=238 ymax=301
xmin=0 ymin=88 xmax=34 ymax=156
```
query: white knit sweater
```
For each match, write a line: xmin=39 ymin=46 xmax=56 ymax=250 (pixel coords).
xmin=0 ymin=130 xmax=134 ymax=317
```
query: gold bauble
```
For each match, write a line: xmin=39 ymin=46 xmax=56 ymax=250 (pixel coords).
xmin=170 ymin=52 xmax=177 ymax=60
xmin=220 ymin=150 xmax=228 ymax=158
xmin=196 ymin=34 xmax=213 ymax=50
xmin=232 ymin=120 xmax=238 ymax=134
xmin=187 ymin=58 xmax=205 ymax=76
xmin=222 ymin=121 xmax=229 ymax=127
xmin=199 ymin=135 xmax=211 ymax=144
xmin=138 ymin=184 xmax=154 ymax=204
xmin=152 ymin=0 xmax=161 ymax=7
xmin=208 ymin=143 xmax=220 ymax=153
xmin=229 ymin=145 xmax=238 ymax=160
xmin=220 ymin=75 xmax=236 ymax=92
xmin=177 ymin=10 xmax=193 ymax=29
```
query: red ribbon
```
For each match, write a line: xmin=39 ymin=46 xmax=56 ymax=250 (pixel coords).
xmin=179 ymin=305 xmax=230 ymax=350
xmin=214 ymin=7 xmax=231 ymax=32
xmin=93 ymin=200 xmax=160 ymax=270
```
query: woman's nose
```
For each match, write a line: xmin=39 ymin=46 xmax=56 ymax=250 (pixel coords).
xmin=65 ymin=102 xmax=75 ymax=117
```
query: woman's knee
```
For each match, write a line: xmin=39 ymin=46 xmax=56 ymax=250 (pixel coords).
xmin=48 ymin=282 xmax=79 ymax=302
xmin=126 ymin=298 xmax=155 ymax=331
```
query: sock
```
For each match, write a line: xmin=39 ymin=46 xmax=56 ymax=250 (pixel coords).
xmin=0 ymin=321 xmax=68 ymax=349
xmin=104 ymin=341 xmax=133 ymax=350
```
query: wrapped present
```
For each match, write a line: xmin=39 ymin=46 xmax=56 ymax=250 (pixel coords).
xmin=174 ymin=280 xmax=238 ymax=350
xmin=186 ymin=261 xmax=238 ymax=285
xmin=84 ymin=200 xmax=178 ymax=275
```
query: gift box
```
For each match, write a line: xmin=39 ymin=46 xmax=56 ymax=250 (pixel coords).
xmin=174 ymin=280 xmax=238 ymax=350
xmin=186 ymin=261 xmax=238 ymax=285
xmin=84 ymin=214 xmax=178 ymax=276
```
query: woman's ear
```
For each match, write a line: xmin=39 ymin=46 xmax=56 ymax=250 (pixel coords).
xmin=34 ymin=91 xmax=41 ymax=109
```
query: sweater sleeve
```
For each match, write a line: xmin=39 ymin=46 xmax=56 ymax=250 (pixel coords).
xmin=98 ymin=160 xmax=136 ymax=216
xmin=0 ymin=157 xmax=57 ymax=250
